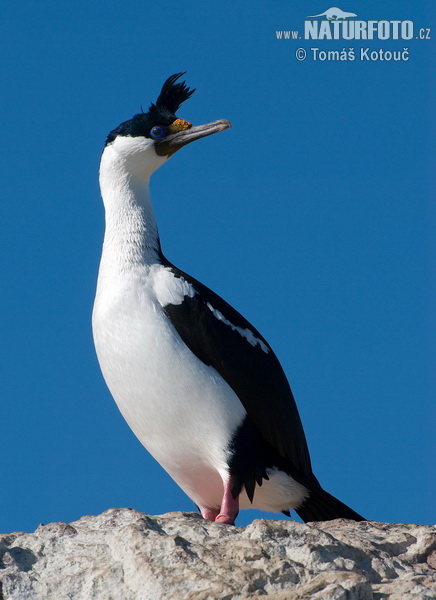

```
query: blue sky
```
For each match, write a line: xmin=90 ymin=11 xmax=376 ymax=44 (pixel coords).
xmin=1 ymin=1 xmax=434 ymax=533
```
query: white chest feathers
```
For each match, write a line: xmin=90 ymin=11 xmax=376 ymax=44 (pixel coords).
xmin=92 ymin=265 xmax=246 ymax=496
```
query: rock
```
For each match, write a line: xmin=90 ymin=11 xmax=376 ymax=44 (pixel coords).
xmin=0 ymin=508 xmax=434 ymax=599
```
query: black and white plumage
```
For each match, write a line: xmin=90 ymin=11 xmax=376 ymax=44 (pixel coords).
xmin=92 ymin=73 xmax=365 ymax=524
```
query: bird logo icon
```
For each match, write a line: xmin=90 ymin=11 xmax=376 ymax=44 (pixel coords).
xmin=306 ymin=7 xmax=357 ymax=20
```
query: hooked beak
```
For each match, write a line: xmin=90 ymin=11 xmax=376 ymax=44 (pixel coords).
xmin=154 ymin=119 xmax=232 ymax=157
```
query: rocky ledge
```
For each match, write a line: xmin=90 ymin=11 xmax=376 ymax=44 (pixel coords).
xmin=0 ymin=508 xmax=435 ymax=599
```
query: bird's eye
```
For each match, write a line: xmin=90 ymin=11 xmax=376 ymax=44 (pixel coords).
xmin=149 ymin=126 xmax=166 ymax=139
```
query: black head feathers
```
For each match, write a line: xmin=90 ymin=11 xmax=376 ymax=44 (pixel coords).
xmin=146 ymin=72 xmax=195 ymax=124
xmin=154 ymin=72 xmax=195 ymax=114
xmin=105 ymin=73 xmax=195 ymax=146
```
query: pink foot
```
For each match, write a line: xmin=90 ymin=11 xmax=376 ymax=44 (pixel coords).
xmin=200 ymin=507 xmax=220 ymax=521
xmin=214 ymin=478 xmax=239 ymax=525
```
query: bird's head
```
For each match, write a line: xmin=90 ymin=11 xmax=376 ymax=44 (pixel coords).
xmin=102 ymin=73 xmax=231 ymax=180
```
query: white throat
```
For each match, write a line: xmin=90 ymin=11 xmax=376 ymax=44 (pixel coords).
xmin=98 ymin=143 xmax=163 ymax=273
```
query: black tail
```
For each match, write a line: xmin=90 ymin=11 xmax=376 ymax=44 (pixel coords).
xmin=295 ymin=487 xmax=365 ymax=522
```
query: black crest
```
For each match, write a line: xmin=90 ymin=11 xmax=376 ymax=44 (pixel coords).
xmin=154 ymin=72 xmax=195 ymax=114
xmin=105 ymin=72 xmax=195 ymax=146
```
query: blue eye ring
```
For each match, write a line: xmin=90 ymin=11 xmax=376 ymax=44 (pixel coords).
xmin=149 ymin=126 xmax=166 ymax=139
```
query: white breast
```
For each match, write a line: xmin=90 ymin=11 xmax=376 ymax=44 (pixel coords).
xmin=92 ymin=265 xmax=246 ymax=509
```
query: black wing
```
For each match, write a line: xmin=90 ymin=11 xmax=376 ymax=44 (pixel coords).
xmin=161 ymin=260 xmax=316 ymax=487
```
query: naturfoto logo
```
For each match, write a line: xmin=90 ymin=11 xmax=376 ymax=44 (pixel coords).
xmin=304 ymin=6 xmax=413 ymax=40
xmin=276 ymin=8 xmax=431 ymax=63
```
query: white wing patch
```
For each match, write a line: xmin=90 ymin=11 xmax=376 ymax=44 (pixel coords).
xmin=152 ymin=266 xmax=269 ymax=354
xmin=152 ymin=268 xmax=197 ymax=307
xmin=206 ymin=303 xmax=270 ymax=353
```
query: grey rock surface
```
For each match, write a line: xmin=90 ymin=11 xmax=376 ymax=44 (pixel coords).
xmin=0 ymin=508 xmax=434 ymax=600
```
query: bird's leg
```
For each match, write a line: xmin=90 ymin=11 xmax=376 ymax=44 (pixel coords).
xmin=199 ymin=507 xmax=220 ymax=521
xmin=215 ymin=478 xmax=239 ymax=525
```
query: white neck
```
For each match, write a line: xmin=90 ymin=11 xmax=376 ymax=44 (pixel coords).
xmin=98 ymin=146 xmax=162 ymax=275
